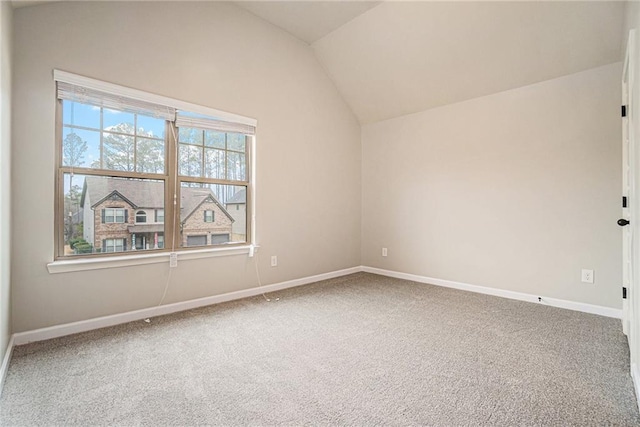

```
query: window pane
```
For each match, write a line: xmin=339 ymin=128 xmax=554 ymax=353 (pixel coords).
xmin=204 ymin=148 xmax=225 ymax=179
xmin=227 ymin=133 xmax=245 ymax=152
xmin=103 ymin=110 xmax=135 ymax=132
xmin=179 ymin=127 xmax=203 ymax=145
xmin=180 ymin=182 xmax=246 ymax=247
xmin=137 ymin=114 xmax=165 ymax=139
xmin=179 ymin=144 xmax=202 ymax=177
xmin=62 ymin=100 xmax=100 ymax=129
xmin=103 ymin=132 xmax=135 ymax=172
xmin=136 ymin=137 xmax=165 ymax=174
xmin=62 ymin=127 xmax=100 ymax=168
xmin=204 ymin=130 xmax=225 ymax=149
xmin=62 ymin=173 xmax=164 ymax=255
xmin=227 ymin=152 xmax=246 ymax=181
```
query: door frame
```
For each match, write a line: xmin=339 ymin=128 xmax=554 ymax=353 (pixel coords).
xmin=623 ymin=28 xmax=640 ymax=412
xmin=622 ymin=29 xmax=634 ymax=337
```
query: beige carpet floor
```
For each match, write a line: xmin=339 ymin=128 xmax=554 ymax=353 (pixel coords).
xmin=0 ymin=272 xmax=638 ymax=426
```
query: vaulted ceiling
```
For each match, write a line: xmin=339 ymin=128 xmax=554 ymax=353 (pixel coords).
xmin=12 ymin=1 xmax=626 ymax=124
xmin=239 ymin=1 xmax=625 ymax=124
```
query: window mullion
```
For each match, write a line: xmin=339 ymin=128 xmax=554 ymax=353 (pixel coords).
xmin=100 ymin=108 xmax=104 ymax=169
xmin=133 ymin=114 xmax=138 ymax=173
xmin=167 ymin=121 xmax=180 ymax=252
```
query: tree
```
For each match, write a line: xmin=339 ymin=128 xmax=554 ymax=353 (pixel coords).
xmin=63 ymin=132 xmax=87 ymax=168
xmin=64 ymin=183 xmax=83 ymax=243
xmin=179 ymin=144 xmax=202 ymax=177
xmin=102 ymin=123 xmax=136 ymax=171
xmin=97 ymin=123 xmax=165 ymax=173
xmin=62 ymin=132 xmax=88 ymax=244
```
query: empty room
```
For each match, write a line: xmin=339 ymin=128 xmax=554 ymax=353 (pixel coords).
xmin=1 ymin=0 xmax=640 ymax=425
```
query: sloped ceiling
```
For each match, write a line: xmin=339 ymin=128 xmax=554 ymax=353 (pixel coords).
xmin=236 ymin=1 xmax=381 ymax=44
xmin=13 ymin=1 xmax=626 ymax=125
xmin=312 ymin=1 xmax=624 ymax=124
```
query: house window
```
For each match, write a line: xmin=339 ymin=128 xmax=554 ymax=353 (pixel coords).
xmin=55 ymin=72 xmax=255 ymax=259
xmin=103 ymin=238 xmax=125 ymax=253
xmin=136 ymin=210 xmax=147 ymax=223
xmin=103 ymin=208 xmax=126 ymax=223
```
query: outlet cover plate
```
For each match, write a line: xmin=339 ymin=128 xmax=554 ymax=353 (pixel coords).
xmin=581 ymin=269 xmax=594 ymax=284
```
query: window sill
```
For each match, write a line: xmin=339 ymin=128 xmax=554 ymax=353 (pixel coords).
xmin=46 ymin=245 xmax=258 ymax=274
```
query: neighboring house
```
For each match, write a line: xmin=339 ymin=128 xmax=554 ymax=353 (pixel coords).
xmin=225 ymin=188 xmax=246 ymax=242
xmin=180 ymin=187 xmax=235 ymax=247
xmin=80 ymin=177 xmax=235 ymax=253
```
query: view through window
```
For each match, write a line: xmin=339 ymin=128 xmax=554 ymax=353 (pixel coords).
xmin=57 ymin=79 xmax=253 ymax=258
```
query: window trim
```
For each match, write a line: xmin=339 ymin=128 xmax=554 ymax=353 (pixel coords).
xmin=47 ymin=245 xmax=259 ymax=274
xmin=54 ymin=70 xmax=256 ymax=128
xmin=53 ymin=70 xmax=257 ymax=265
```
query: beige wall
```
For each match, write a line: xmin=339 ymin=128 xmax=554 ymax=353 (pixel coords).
xmin=362 ymin=63 xmax=622 ymax=308
xmin=623 ymin=1 xmax=640 ymax=59
xmin=0 ymin=1 xmax=12 ymax=360
xmin=12 ymin=2 xmax=361 ymax=332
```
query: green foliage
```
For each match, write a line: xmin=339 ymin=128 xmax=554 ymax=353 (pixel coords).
xmin=64 ymin=182 xmax=83 ymax=243
xmin=69 ymin=238 xmax=93 ymax=254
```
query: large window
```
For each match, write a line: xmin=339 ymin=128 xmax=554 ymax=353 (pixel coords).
xmin=55 ymin=73 xmax=255 ymax=259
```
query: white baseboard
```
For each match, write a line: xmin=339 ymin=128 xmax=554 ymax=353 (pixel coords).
xmin=11 ymin=265 xmax=622 ymax=347
xmin=632 ymin=363 xmax=640 ymax=413
xmin=362 ymin=266 xmax=622 ymax=319
xmin=0 ymin=334 xmax=14 ymax=398
xmin=13 ymin=266 xmax=362 ymax=346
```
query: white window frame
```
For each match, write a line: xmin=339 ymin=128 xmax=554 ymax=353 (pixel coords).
xmin=104 ymin=238 xmax=125 ymax=253
xmin=105 ymin=208 xmax=125 ymax=224
xmin=48 ymin=70 xmax=258 ymax=274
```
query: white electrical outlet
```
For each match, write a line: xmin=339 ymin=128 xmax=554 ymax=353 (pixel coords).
xmin=271 ymin=255 xmax=278 ymax=267
xmin=169 ymin=252 xmax=178 ymax=268
xmin=581 ymin=269 xmax=594 ymax=284
xmin=382 ymin=248 xmax=388 ymax=257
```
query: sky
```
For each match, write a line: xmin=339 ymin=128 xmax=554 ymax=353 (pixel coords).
xmin=63 ymin=100 xmax=165 ymax=169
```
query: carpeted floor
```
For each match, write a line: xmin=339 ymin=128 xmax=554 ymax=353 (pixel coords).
xmin=0 ymin=272 xmax=638 ymax=426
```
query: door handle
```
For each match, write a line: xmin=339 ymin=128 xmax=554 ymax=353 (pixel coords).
xmin=618 ymin=218 xmax=630 ymax=226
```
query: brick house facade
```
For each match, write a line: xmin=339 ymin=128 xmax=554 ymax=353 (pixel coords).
xmin=81 ymin=177 xmax=235 ymax=253
xmin=180 ymin=194 xmax=234 ymax=247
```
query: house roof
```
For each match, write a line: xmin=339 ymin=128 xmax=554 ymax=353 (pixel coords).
xmin=83 ymin=176 xmax=164 ymax=210
xmin=180 ymin=190 xmax=234 ymax=223
xmin=226 ymin=189 xmax=246 ymax=205
xmin=81 ymin=176 xmax=234 ymax=223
